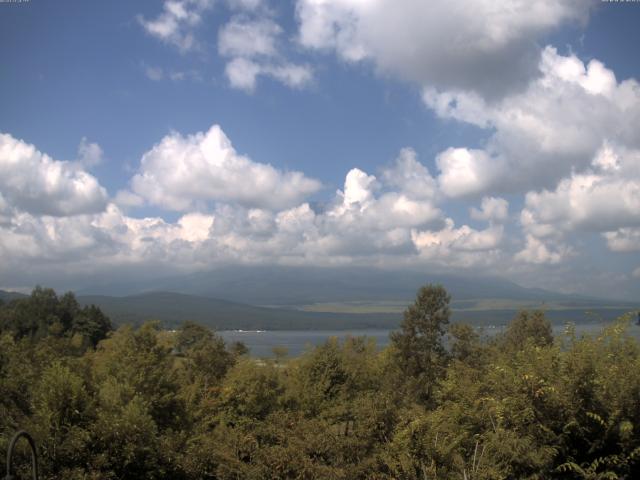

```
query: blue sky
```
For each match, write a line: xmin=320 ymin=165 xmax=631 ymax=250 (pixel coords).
xmin=1 ymin=0 xmax=640 ymax=299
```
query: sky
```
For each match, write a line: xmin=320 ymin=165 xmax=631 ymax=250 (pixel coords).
xmin=1 ymin=0 xmax=640 ymax=299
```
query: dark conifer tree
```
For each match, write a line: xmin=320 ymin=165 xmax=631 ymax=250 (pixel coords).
xmin=390 ymin=284 xmax=451 ymax=404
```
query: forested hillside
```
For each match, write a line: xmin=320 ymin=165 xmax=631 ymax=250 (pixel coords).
xmin=1 ymin=286 xmax=640 ymax=479
xmin=75 ymin=291 xmax=400 ymax=330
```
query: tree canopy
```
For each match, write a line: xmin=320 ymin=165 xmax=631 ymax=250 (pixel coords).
xmin=1 ymin=285 xmax=640 ymax=479
xmin=0 ymin=286 xmax=111 ymax=347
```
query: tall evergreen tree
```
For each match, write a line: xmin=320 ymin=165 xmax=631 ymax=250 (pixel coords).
xmin=390 ymin=284 xmax=451 ymax=404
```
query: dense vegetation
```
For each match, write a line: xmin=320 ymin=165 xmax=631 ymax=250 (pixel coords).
xmin=1 ymin=286 xmax=640 ymax=479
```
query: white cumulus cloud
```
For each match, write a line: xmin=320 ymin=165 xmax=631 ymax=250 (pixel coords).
xmin=225 ymin=58 xmax=313 ymax=92
xmin=0 ymin=133 xmax=108 ymax=217
xmin=219 ymin=17 xmax=313 ymax=92
xmin=435 ymin=147 xmax=504 ymax=198
xmin=426 ymin=48 xmax=640 ymax=197
xmin=296 ymin=0 xmax=595 ymax=98
xmin=515 ymin=235 xmax=570 ymax=265
xmin=381 ymin=148 xmax=438 ymax=201
xmin=138 ymin=0 xmax=214 ymax=52
xmin=129 ymin=124 xmax=322 ymax=211
xmin=521 ymin=144 xmax=640 ymax=237
xmin=1 ymin=142 xmax=503 ymax=284
xmin=603 ymin=228 xmax=640 ymax=253
xmin=470 ymin=197 xmax=509 ymax=223
xmin=219 ymin=17 xmax=282 ymax=58
xmin=412 ymin=219 xmax=505 ymax=268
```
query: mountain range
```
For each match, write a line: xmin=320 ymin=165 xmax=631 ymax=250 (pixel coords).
xmin=2 ymin=266 xmax=638 ymax=330
xmin=76 ymin=265 xmax=593 ymax=305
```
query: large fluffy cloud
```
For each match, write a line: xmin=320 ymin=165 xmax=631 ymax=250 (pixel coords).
xmin=412 ymin=219 xmax=504 ymax=268
xmin=522 ymin=150 xmax=640 ymax=233
xmin=0 ymin=133 xmax=108 ymax=217
xmin=514 ymin=235 xmax=571 ymax=265
xmin=381 ymin=148 xmax=438 ymax=201
xmin=327 ymin=166 xmax=442 ymax=234
xmin=296 ymin=0 xmax=595 ymax=98
xmin=417 ymin=44 xmax=640 ymax=273
xmin=1 ymin=142 xmax=505 ymax=287
xmin=435 ymin=148 xmax=502 ymax=199
xmin=130 ymin=124 xmax=322 ymax=211
xmin=3 ymin=128 xmax=635 ymax=297
xmin=426 ymin=47 xmax=640 ymax=198
xmin=519 ymin=143 xmax=640 ymax=260
xmin=294 ymin=2 xmax=638 ymax=277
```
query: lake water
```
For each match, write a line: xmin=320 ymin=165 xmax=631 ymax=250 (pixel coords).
xmin=219 ymin=322 xmax=640 ymax=357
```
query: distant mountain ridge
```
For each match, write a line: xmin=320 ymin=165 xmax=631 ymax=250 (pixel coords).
xmin=76 ymin=291 xmax=399 ymax=330
xmin=4 ymin=266 xmax=638 ymax=332
xmin=2 ymin=288 xmax=637 ymax=331
xmin=77 ymin=265 xmax=598 ymax=305
xmin=0 ymin=290 xmax=27 ymax=303
xmin=70 ymin=291 xmax=640 ymax=331
xmin=68 ymin=266 xmax=639 ymax=330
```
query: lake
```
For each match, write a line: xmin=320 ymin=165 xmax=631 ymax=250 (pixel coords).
xmin=219 ymin=322 xmax=640 ymax=357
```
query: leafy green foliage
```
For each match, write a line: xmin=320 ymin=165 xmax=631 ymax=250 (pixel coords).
xmin=499 ymin=309 xmax=554 ymax=351
xmin=0 ymin=287 xmax=111 ymax=347
xmin=2 ymin=286 xmax=640 ymax=479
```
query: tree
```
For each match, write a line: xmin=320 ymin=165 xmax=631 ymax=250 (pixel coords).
xmin=29 ymin=362 xmax=91 ymax=477
xmin=217 ymin=359 xmax=283 ymax=422
xmin=0 ymin=286 xmax=60 ymax=339
xmin=176 ymin=321 xmax=234 ymax=390
xmin=176 ymin=321 xmax=213 ymax=354
xmin=390 ymin=284 xmax=451 ymax=404
xmin=72 ymin=305 xmax=112 ymax=347
xmin=91 ymin=322 xmax=185 ymax=431
xmin=448 ymin=322 xmax=483 ymax=365
xmin=500 ymin=310 xmax=553 ymax=351
xmin=228 ymin=341 xmax=249 ymax=358
xmin=0 ymin=287 xmax=111 ymax=347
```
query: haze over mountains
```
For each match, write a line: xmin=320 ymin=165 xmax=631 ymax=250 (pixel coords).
xmin=77 ymin=266 xmax=586 ymax=305
xmin=3 ymin=267 xmax=635 ymax=331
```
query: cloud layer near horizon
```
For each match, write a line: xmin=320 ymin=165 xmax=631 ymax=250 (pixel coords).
xmin=0 ymin=127 xmax=511 ymax=288
xmin=1 ymin=91 xmax=638 ymax=298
